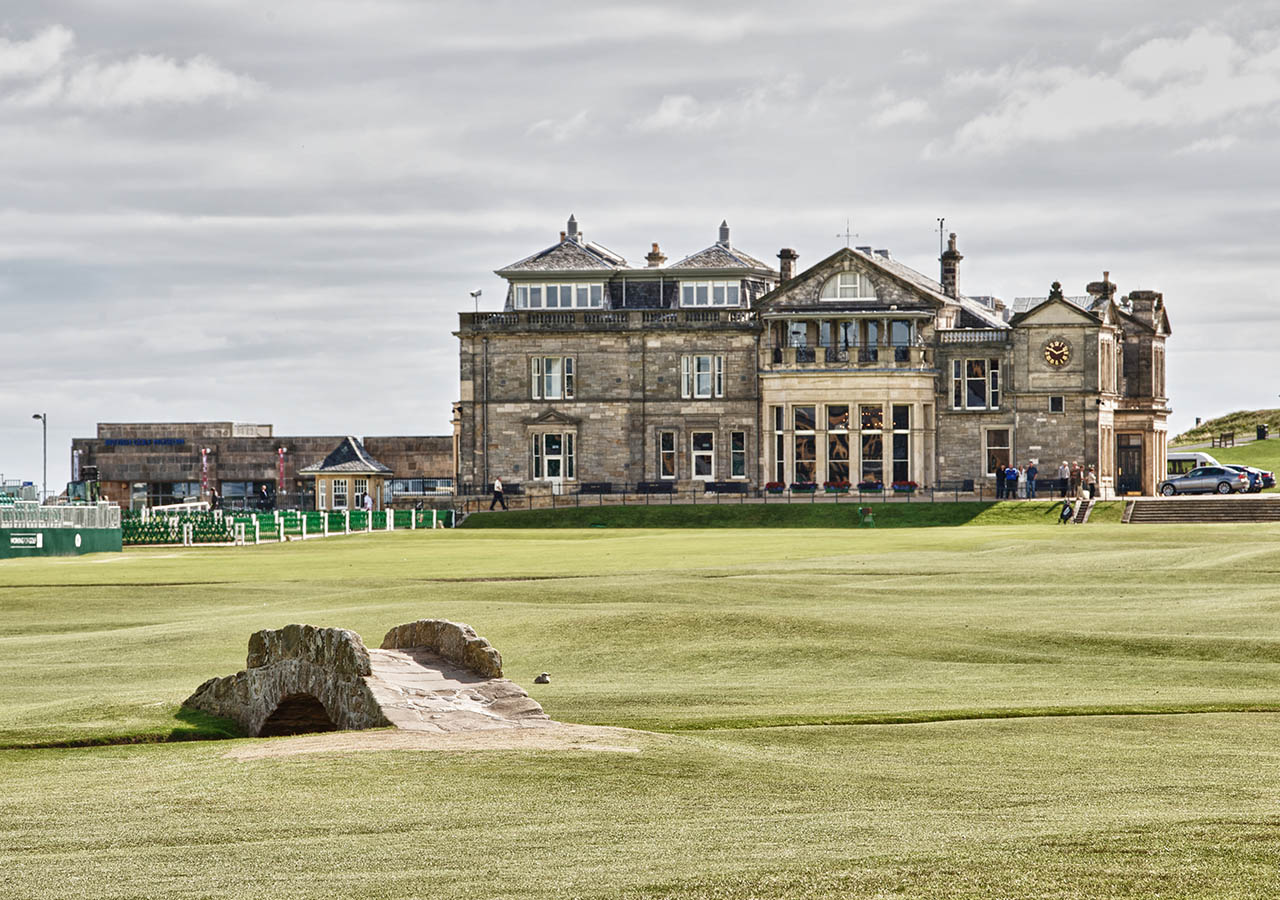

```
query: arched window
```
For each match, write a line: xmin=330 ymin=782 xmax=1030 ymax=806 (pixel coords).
xmin=820 ymin=271 xmax=877 ymax=300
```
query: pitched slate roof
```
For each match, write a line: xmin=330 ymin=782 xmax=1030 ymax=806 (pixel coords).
xmin=298 ymin=436 xmax=392 ymax=475
xmin=496 ymin=238 xmax=627 ymax=274
xmin=1011 ymin=295 xmax=1098 ymax=315
xmin=667 ymin=243 xmax=776 ymax=272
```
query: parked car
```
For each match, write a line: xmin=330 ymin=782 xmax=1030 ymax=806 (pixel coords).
xmin=1223 ymin=464 xmax=1274 ymax=492
xmin=1158 ymin=466 xmax=1250 ymax=496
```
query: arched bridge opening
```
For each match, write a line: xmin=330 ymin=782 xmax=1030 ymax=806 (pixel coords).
xmin=258 ymin=693 xmax=338 ymax=737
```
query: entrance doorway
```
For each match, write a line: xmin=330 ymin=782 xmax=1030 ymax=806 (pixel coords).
xmin=1117 ymin=433 xmax=1144 ymax=494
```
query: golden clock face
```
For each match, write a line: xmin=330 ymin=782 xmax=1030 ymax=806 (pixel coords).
xmin=1043 ymin=339 xmax=1071 ymax=367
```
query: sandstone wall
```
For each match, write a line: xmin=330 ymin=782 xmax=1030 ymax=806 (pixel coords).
xmin=380 ymin=619 xmax=504 ymax=678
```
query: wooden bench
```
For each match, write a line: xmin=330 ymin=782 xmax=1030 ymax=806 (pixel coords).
xmin=577 ymin=482 xmax=614 ymax=495
xmin=703 ymin=481 xmax=749 ymax=493
xmin=1213 ymin=431 xmax=1235 ymax=448
xmin=635 ymin=481 xmax=675 ymax=494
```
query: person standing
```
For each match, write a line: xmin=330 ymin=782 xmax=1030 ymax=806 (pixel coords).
xmin=490 ymin=476 xmax=507 ymax=511
xmin=1069 ymin=461 xmax=1082 ymax=498
xmin=363 ymin=491 xmax=373 ymax=512
xmin=994 ymin=464 xmax=1005 ymax=499
xmin=1004 ymin=464 xmax=1019 ymax=500
xmin=1057 ymin=461 xmax=1070 ymax=498
xmin=1026 ymin=461 xmax=1038 ymax=499
xmin=1085 ymin=466 xmax=1098 ymax=499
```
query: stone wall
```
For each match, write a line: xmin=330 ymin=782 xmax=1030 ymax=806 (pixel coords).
xmin=380 ymin=619 xmax=503 ymax=678
xmin=184 ymin=624 xmax=389 ymax=736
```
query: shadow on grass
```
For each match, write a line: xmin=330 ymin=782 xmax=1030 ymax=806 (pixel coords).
xmin=0 ymin=706 xmax=242 ymax=751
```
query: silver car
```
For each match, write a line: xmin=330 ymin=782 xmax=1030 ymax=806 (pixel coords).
xmin=1158 ymin=466 xmax=1249 ymax=496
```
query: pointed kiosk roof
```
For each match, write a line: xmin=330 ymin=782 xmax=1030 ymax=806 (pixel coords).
xmin=495 ymin=214 xmax=628 ymax=275
xmin=298 ymin=436 xmax=392 ymax=475
xmin=667 ymin=221 xmax=777 ymax=273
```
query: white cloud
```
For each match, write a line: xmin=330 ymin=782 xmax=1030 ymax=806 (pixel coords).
xmin=0 ymin=26 xmax=257 ymax=109
xmin=1175 ymin=134 xmax=1239 ymax=154
xmin=944 ymin=28 xmax=1280 ymax=153
xmin=526 ymin=109 xmax=592 ymax=142
xmin=0 ymin=25 xmax=73 ymax=80
xmin=632 ymin=94 xmax=722 ymax=132
xmin=872 ymin=97 xmax=930 ymax=128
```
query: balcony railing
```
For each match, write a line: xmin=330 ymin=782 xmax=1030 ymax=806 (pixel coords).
xmin=937 ymin=328 xmax=1007 ymax=344
xmin=460 ymin=309 xmax=759 ymax=332
xmin=765 ymin=344 xmax=930 ymax=369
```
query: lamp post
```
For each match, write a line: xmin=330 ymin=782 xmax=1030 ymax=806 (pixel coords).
xmin=31 ymin=413 xmax=46 ymax=504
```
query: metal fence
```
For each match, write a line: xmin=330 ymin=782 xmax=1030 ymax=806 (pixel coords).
xmin=0 ymin=500 xmax=121 ymax=530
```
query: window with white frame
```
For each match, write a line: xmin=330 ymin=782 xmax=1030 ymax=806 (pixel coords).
xmin=826 ymin=404 xmax=850 ymax=483
xmin=679 ymin=281 xmax=741 ymax=307
xmin=819 ymin=271 xmax=877 ymax=300
xmin=985 ymin=429 xmax=1010 ymax=476
xmin=860 ymin=405 xmax=883 ymax=484
xmin=659 ymin=431 xmax=677 ymax=480
xmin=318 ymin=481 xmax=327 ymax=510
xmin=513 ymin=283 xmax=604 ymax=309
xmin=531 ymin=356 xmax=575 ymax=400
xmin=951 ymin=358 xmax=1000 ymax=409
xmin=891 ymin=405 xmax=910 ymax=483
xmin=354 ymin=478 xmax=368 ymax=503
xmin=691 ymin=432 xmax=715 ymax=479
xmin=731 ymin=431 xmax=747 ymax=479
xmin=772 ymin=406 xmax=785 ymax=483
xmin=332 ymin=478 xmax=348 ymax=509
xmin=531 ymin=432 xmax=575 ymax=480
xmin=794 ymin=405 xmax=816 ymax=483
xmin=681 ymin=354 xmax=725 ymax=399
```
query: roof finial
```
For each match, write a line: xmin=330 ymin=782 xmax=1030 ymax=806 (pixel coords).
xmin=718 ymin=220 xmax=730 ymax=248
xmin=566 ymin=214 xmax=579 ymax=242
xmin=1049 ymin=281 xmax=1064 ymax=300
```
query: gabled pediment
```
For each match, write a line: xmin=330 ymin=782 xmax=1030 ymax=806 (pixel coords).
xmin=1009 ymin=296 xmax=1101 ymax=327
xmin=523 ymin=408 xmax=581 ymax=427
xmin=755 ymin=247 xmax=943 ymax=313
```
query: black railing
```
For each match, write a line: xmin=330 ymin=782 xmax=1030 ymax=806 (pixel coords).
xmin=795 ymin=347 xmax=816 ymax=363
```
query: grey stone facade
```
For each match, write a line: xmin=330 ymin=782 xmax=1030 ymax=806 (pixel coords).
xmin=457 ymin=221 xmax=1172 ymax=498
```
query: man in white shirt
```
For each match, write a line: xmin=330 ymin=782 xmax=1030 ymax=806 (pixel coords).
xmin=363 ymin=492 xmax=373 ymax=512
xmin=490 ymin=477 xmax=507 ymax=510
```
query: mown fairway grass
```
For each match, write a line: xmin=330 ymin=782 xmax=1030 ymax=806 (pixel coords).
xmin=3 ymin=524 xmax=1280 ymax=898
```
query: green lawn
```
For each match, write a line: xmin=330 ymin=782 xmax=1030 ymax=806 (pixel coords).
xmin=3 ymin=526 xmax=1280 ymax=898
xmin=1212 ymin=439 xmax=1280 ymax=491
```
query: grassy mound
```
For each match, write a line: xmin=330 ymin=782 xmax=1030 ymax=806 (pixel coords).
xmin=1172 ymin=408 xmax=1279 ymax=445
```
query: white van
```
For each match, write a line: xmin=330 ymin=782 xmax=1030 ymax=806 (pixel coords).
xmin=1167 ymin=451 xmax=1220 ymax=476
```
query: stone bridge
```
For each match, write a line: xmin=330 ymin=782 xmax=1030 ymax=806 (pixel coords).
xmin=184 ymin=619 xmax=547 ymax=737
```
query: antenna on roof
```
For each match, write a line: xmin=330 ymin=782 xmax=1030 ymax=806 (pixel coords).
xmin=836 ymin=218 xmax=858 ymax=248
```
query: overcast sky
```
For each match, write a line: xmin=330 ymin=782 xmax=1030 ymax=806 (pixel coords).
xmin=2 ymin=0 xmax=1278 ymax=491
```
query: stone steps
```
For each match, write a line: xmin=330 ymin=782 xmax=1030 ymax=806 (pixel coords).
xmin=1127 ymin=498 xmax=1280 ymax=524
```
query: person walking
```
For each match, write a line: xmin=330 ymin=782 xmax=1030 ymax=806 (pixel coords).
xmin=362 ymin=491 xmax=373 ymax=512
xmin=490 ymin=476 xmax=507 ymax=511
xmin=1026 ymin=461 xmax=1038 ymax=499
xmin=1004 ymin=464 xmax=1020 ymax=500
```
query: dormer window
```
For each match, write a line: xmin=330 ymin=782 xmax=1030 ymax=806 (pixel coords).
xmin=820 ymin=271 xmax=877 ymax=300
xmin=679 ymin=281 xmax=741 ymax=307
xmin=514 ymin=283 xmax=604 ymax=309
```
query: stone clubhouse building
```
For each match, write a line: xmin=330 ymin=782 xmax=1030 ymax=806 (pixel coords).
xmin=454 ymin=216 xmax=1171 ymax=499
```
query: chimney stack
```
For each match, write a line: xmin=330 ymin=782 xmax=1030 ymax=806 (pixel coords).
xmin=566 ymin=214 xmax=580 ymax=242
xmin=940 ymin=232 xmax=963 ymax=298
xmin=1086 ymin=270 xmax=1117 ymax=306
xmin=778 ymin=248 xmax=798 ymax=281
xmin=646 ymin=242 xmax=667 ymax=267
xmin=1127 ymin=289 xmax=1162 ymax=328
xmin=717 ymin=220 xmax=731 ymax=248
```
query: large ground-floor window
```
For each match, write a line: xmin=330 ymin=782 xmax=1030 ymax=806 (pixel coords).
xmin=659 ymin=431 xmax=677 ymax=479
xmin=985 ymin=429 xmax=1010 ymax=475
xmin=692 ymin=432 xmax=715 ymax=479
xmin=768 ymin=400 xmax=920 ymax=487
xmin=531 ymin=432 xmax=576 ymax=481
xmin=731 ymin=431 xmax=747 ymax=479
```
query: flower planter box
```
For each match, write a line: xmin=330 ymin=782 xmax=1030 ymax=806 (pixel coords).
xmin=891 ymin=482 xmax=919 ymax=495
xmin=892 ymin=486 xmax=916 ymax=494
xmin=824 ymin=486 xmax=850 ymax=494
xmin=790 ymin=483 xmax=818 ymax=494
xmin=856 ymin=483 xmax=883 ymax=493
xmin=764 ymin=483 xmax=785 ymax=495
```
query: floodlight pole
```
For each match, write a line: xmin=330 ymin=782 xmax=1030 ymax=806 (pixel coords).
xmin=31 ymin=413 xmax=46 ymax=504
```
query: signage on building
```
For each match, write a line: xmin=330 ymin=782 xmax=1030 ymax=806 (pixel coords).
xmin=9 ymin=533 xmax=43 ymax=549
xmin=103 ymin=438 xmax=186 ymax=447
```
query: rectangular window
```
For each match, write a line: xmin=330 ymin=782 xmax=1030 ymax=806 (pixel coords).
xmin=532 ymin=357 xmax=574 ymax=400
xmin=892 ymin=405 xmax=910 ymax=483
xmin=659 ymin=431 xmax=676 ymax=479
xmin=332 ymin=478 xmax=348 ymax=509
xmin=692 ymin=432 xmax=714 ymax=480
xmin=860 ymin=405 xmax=883 ymax=484
xmin=679 ymin=281 xmax=741 ymax=307
xmin=985 ymin=429 xmax=1011 ymax=476
xmin=511 ymin=283 xmax=604 ymax=310
xmin=773 ymin=405 xmax=784 ymax=432
xmin=354 ymin=478 xmax=368 ymax=502
xmin=794 ymin=405 xmax=816 ymax=432
xmin=952 ymin=360 xmax=963 ymax=409
xmin=566 ymin=433 xmax=575 ymax=479
xmin=966 ymin=359 xmax=987 ymax=408
xmin=544 ymin=433 xmax=563 ymax=479
xmin=794 ymin=434 xmax=816 ymax=483
xmin=989 ymin=359 xmax=1000 ymax=408
xmin=827 ymin=404 xmax=849 ymax=431
xmin=1049 ymin=396 xmax=1065 ymax=414
xmin=318 ymin=482 xmax=326 ymax=510
xmin=775 ymin=433 xmax=785 ymax=483
xmin=532 ymin=434 xmax=542 ymax=479
xmin=682 ymin=355 xmax=725 ymax=399
xmin=731 ymin=431 xmax=746 ymax=479
xmin=827 ymin=433 xmax=850 ymax=483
